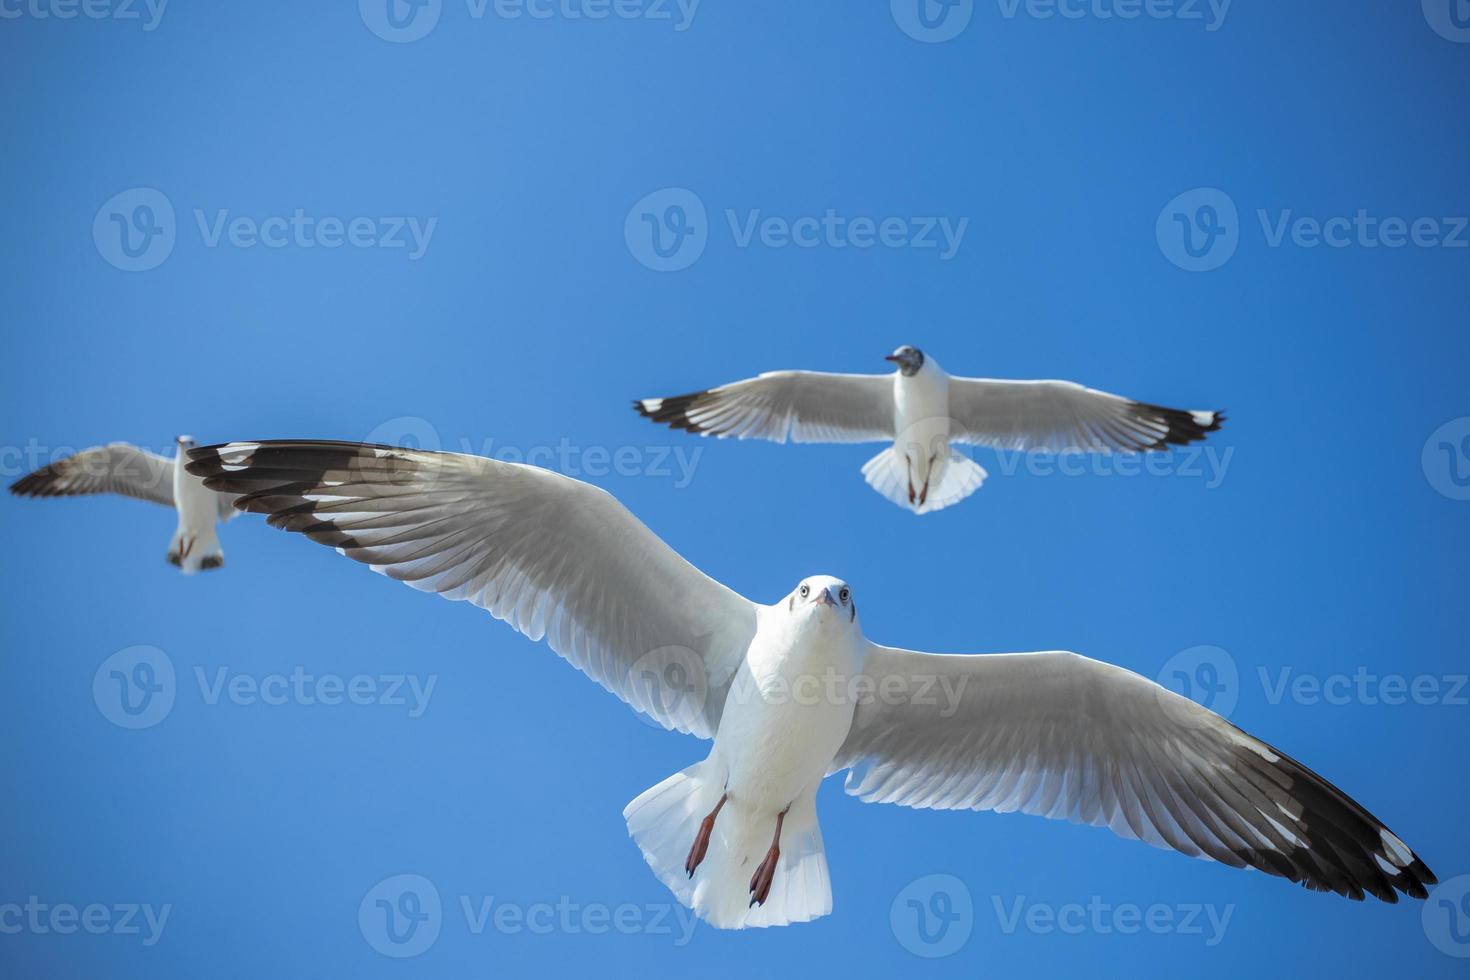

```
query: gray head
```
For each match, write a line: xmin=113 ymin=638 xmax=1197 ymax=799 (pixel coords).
xmin=884 ymin=345 xmax=925 ymax=377
xmin=787 ymin=575 xmax=857 ymax=624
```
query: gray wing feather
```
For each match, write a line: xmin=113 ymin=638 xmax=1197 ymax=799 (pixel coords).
xmin=833 ymin=644 xmax=1434 ymax=903
xmin=188 ymin=440 xmax=758 ymax=737
xmin=635 ymin=371 xmax=894 ymax=444
xmin=9 ymin=443 xmax=175 ymax=508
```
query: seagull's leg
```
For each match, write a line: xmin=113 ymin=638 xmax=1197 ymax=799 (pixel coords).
xmin=748 ymin=807 xmax=787 ymax=907
xmin=685 ymin=793 xmax=727 ymax=879
xmin=904 ymin=453 xmax=916 ymax=505
xmin=918 ymin=450 xmax=939 ymax=507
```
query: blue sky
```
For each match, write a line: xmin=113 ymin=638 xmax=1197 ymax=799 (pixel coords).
xmin=2 ymin=1 xmax=1468 ymax=976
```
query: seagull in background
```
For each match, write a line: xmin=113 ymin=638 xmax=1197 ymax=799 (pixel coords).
xmin=186 ymin=439 xmax=1432 ymax=930
xmin=635 ymin=345 xmax=1224 ymax=514
xmin=10 ymin=436 xmax=240 ymax=573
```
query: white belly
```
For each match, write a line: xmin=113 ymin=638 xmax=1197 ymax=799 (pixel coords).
xmin=893 ymin=365 xmax=952 ymax=490
xmin=712 ymin=621 xmax=863 ymax=810
xmin=173 ymin=454 xmax=217 ymax=531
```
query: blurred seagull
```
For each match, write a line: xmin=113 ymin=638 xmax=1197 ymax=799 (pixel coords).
xmin=186 ymin=439 xmax=1433 ymax=930
xmin=11 ymin=436 xmax=239 ymax=573
xmin=635 ymin=345 xmax=1224 ymax=514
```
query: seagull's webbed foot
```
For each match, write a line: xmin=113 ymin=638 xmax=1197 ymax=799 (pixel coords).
xmin=904 ymin=454 xmax=916 ymax=505
xmin=748 ymin=808 xmax=787 ymax=907
xmin=685 ymin=793 xmax=727 ymax=879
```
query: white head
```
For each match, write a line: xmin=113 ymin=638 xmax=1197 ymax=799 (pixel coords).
xmin=175 ymin=435 xmax=197 ymax=451
xmin=786 ymin=574 xmax=858 ymax=626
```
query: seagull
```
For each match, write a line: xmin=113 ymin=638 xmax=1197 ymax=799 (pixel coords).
xmin=187 ymin=439 xmax=1433 ymax=929
xmin=10 ymin=436 xmax=240 ymax=573
xmin=635 ymin=345 xmax=1224 ymax=514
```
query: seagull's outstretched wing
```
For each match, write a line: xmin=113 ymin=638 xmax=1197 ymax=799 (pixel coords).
xmin=635 ymin=371 xmax=894 ymax=444
xmin=948 ymin=378 xmax=1222 ymax=452
xmin=187 ymin=440 xmax=758 ymax=737
xmin=9 ymin=443 xmax=175 ymax=508
xmin=834 ymin=644 xmax=1435 ymax=903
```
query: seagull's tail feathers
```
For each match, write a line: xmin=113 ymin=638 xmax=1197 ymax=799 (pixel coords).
xmin=861 ymin=446 xmax=986 ymax=515
xmin=166 ymin=526 xmax=224 ymax=574
xmin=623 ymin=762 xmax=832 ymax=930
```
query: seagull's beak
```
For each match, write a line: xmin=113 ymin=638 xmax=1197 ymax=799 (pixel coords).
xmin=884 ymin=354 xmax=900 ymax=364
xmin=814 ymin=587 xmax=837 ymax=607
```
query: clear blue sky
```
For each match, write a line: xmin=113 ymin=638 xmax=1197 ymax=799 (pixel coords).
xmin=2 ymin=2 xmax=1468 ymax=977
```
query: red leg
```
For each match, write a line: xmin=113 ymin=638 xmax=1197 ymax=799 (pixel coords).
xmin=748 ymin=808 xmax=787 ymax=907
xmin=685 ymin=794 xmax=727 ymax=879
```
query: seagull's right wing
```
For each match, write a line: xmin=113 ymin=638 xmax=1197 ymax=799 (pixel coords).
xmin=187 ymin=440 xmax=759 ymax=738
xmin=635 ymin=371 xmax=894 ymax=444
xmin=833 ymin=644 xmax=1436 ymax=903
xmin=9 ymin=443 xmax=175 ymax=508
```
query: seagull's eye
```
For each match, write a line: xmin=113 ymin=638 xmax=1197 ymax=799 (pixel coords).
xmin=798 ymin=584 xmax=810 ymax=598
xmin=839 ymin=588 xmax=850 ymax=603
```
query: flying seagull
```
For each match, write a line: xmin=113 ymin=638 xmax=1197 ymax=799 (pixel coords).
xmin=11 ymin=437 xmax=239 ymax=573
xmin=635 ymin=345 xmax=1224 ymax=514
xmin=187 ymin=439 xmax=1432 ymax=929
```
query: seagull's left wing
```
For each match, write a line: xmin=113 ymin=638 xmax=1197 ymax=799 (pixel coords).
xmin=635 ymin=371 xmax=894 ymax=444
xmin=833 ymin=644 xmax=1435 ymax=903
xmin=187 ymin=440 xmax=758 ymax=738
xmin=948 ymin=378 xmax=1222 ymax=452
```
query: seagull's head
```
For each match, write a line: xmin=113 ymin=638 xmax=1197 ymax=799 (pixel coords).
xmin=175 ymin=435 xmax=197 ymax=450
xmin=884 ymin=345 xmax=925 ymax=377
xmin=787 ymin=575 xmax=857 ymax=625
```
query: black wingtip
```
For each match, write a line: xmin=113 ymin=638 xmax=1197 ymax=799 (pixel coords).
xmin=632 ymin=391 xmax=712 ymax=435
